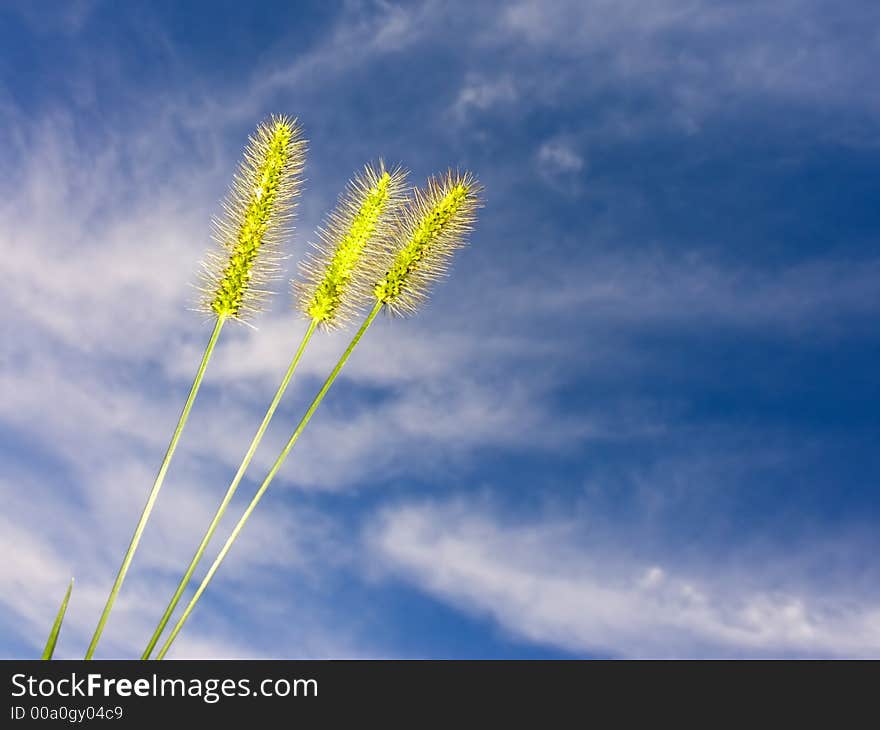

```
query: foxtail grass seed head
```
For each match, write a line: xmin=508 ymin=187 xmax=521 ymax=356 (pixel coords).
xmin=368 ymin=170 xmax=481 ymax=315
xmin=200 ymin=115 xmax=306 ymax=320
xmin=296 ymin=162 xmax=406 ymax=328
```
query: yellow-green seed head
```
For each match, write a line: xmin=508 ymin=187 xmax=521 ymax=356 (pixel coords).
xmin=367 ymin=170 xmax=481 ymax=315
xmin=199 ymin=115 xmax=306 ymax=320
xmin=295 ymin=161 xmax=407 ymax=328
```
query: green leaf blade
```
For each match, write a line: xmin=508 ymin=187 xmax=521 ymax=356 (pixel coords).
xmin=41 ymin=578 xmax=74 ymax=660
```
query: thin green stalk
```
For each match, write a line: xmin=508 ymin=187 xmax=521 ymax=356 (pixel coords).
xmin=41 ymin=578 xmax=74 ymax=660
xmin=155 ymin=301 xmax=382 ymax=659
xmin=141 ymin=319 xmax=318 ymax=659
xmin=85 ymin=316 xmax=226 ymax=659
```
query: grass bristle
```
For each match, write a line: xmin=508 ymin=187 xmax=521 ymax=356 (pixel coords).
xmin=365 ymin=170 xmax=481 ymax=316
xmin=199 ymin=115 xmax=306 ymax=320
xmin=295 ymin=161 xmax=406 ymax=328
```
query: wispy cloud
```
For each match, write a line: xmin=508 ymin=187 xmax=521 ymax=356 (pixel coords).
xmin=537 ymin=138 xmax=584 ymax=175
xmin=536 ymin=136 xmax=586 ymax=193
xmin=521 ymin=252 xmax=880 ymax=336
xmin=257 ymin=1 xmax=423 ymax=97
xmin=452 ymin=74 xmax=519 ymax=121
xmin=502 ymin=0 xmax=880 ymax=116
xmin=6 ymin=0 xmax=98 ymax=36
xmin=370 ymin=498 xmax=880 ymax=657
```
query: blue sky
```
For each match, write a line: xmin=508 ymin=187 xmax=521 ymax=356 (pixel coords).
xmin=1 ymin=0 xmax=879 ymax=658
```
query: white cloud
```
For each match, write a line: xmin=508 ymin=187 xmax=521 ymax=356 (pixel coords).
xmin=537 ymin=139 xmax=584 ymax=174
xmin=536 ymin=137 xmax=585 ymax=189
xmin=257 ymin=1 xmax=424 ymax=97
xmin=370 ymin=499 xmax=880 ymax=657
xmin=499 ymin=0 xmax=880 ymax=138
xmin=7 ymin=0 xmax=98 ymax=36
xmin=501 ymin=249 xmax=880 ymax=338
xmin=453 ymin=75 xmax=519 ymax=120
xmin=0 ymin=460 xmax=348 ymax=658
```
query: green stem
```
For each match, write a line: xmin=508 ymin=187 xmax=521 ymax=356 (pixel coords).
xmin=155 ymin=301 xmax=382 ymax=659
xmin=85 ymin=316 xmax=226 ymax=660
xmin=141 ymin=319 xmax=318 ymax=659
